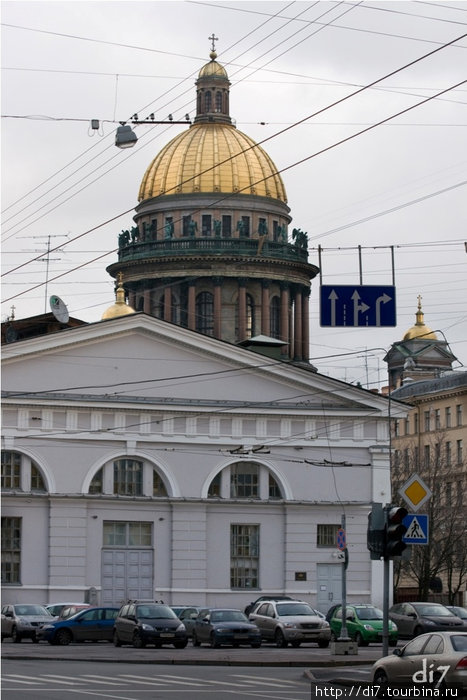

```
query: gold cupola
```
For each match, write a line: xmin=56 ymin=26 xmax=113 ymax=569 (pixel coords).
xmin=101 ymin=273 xmax=136 ymax=320
xmin=403 ymin=296 xmax=437 ymax=341
xmin=138 ymin=47 xmax=287 ymax=203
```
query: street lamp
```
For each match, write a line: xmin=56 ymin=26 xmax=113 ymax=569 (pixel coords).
xmin=115 ymin=124 xmax=138 ymax=149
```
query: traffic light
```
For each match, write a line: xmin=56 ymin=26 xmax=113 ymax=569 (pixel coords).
xmin=367 ymin=503 xmax=385 ymax=560
xmin=384 ymin=505 xmax=408 ymax=558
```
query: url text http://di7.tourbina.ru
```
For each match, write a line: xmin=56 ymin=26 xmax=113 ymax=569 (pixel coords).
xmin=312 ymin=686 xmax=460 ymax=698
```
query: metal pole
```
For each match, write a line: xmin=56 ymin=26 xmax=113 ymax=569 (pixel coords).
xmin=339 ymin=513 xmax=350 ymax=640
xmin=382 ymin=553 xmax=389 ymax=657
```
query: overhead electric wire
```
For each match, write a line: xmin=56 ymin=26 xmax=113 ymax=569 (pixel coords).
xmin=3 ymin=27 xmax=465 ymax=289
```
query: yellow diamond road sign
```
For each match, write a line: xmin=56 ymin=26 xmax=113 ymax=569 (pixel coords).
xmin=399 ymin=474 xmax=432 ymax=512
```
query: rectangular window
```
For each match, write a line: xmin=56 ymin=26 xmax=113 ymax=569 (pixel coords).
xmin=230 ymin=463 xmax=258 ymax=498
xmin=182 ymin=215 xmax=191 ymax=237
xmin=404 ymin=448 xmax=410 ymax=469
xmin=230 ymin=524 xmax=259 ymax=589
xmin=414 ymin=413 xmax=419 ymax=434
xmin=1 ymin=451 xmax=21 ymax=490
xmin=1 ymin=517 xmax=21 ymax=583
xmin=202 ymin=214 xmax=212 ymax=236
xmin=405 ymin=416 xmax=410 ymax=435
xmin=435 ymin=409 xmax=441 ymax=430
xmin=241 ymin=216 xmax=250 ymax=237
xmin=113 ymin=459 xmax=142 ymax=496
xmin=394 ymin=420 xmax=400 ymax=437
xmin=103 ymin=521 xmax=152 ymax=547
xmin=424 ymin=411 xmax=431 ymax=432
xmin=446 ymin=441 xmax=451 ymax=466
xmin=456 ymin=404 xmax=463 ymax=427
xmin=222 ymin=215 xmax=231 ymax=237
xmin=424 ymin=444 xmax=430 ymax=467
xmin=457 ymin=440 xmax=463 ymax=465
xmin=445 ymin=407 xmax=452 ymax=428
xmin=317 ymin=524 xmax=340 ymax=547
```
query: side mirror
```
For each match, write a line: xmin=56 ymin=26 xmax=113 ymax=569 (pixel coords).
xmin=393 ymin=648 xmax=402 ymax=656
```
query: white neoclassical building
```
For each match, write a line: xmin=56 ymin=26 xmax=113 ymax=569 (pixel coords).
xmin=1 ymin=312 xmax=409 ymax=611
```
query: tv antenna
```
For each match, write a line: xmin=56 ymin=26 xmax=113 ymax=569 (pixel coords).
xmin=19 ymin=234 xmax=67 ymax=312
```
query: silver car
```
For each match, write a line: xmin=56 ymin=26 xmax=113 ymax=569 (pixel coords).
xmin=249 ymin=599 xmax=331 ymax=648
xmin=1 ymin=604 xmax=53 ymax=643
xmin=372 ymin=631 xmax=467 ymax=692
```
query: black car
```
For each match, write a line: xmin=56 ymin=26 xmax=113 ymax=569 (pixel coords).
xmin=193 ymin=608 xmax=262 ymax=648
xmin=244 ymin=595 xmax=295 ymax=617
xmin=113 ymin=602 xmax=188 ymax=648
xmin=389 ymin=602 xmax=464 ymax=639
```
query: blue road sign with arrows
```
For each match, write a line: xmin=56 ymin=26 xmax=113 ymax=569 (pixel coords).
xmin=402 ymin=514 xmax=429 ymax=545
xmin=320 ymin=285 xmax=396 ymax=327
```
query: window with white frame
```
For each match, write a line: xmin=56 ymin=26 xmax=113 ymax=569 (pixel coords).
xmin=317 ymin=524 xmax=340 ymax=547
xmin=114 ymin=459 xmax=143 ymax=496
xmin=1 ymin=517 xmax=21 ymax=584
xmin=103 ymin=521 xmax=152 ymax=547
xmin=457 ymin=404 xmax=463 ymax=427
xmin=1 ymin=451 xmax=46 ymax=492
xmin=89 ymin=461 xmax=167 ymax=497
xmin=230 ymin=463 xmax=259 ymax=498
xmin=230 ymin=524 xmax=259 ymax=588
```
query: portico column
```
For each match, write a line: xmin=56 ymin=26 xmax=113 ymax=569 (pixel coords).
xmin=261 ymin=280 xmax=270 ymax=336
xmin=164 ymin=279 xmax=172 ymax=322
xmin=213 ymin=277 xmax=223 ymax=339
xmin=143 ymin=289 xmax=151 ymax=314
xmin=294 ymin=286 xmax=303 ymax=361
xmin=187 ymin=280 xmax=196 ymax=330
xmin=238 ymin=278 xmax=247 ymax=342
xmin=280 ymin=282 xmax=289 ymax=358
xmin=302 ymin=287 xmax=310 ymax=362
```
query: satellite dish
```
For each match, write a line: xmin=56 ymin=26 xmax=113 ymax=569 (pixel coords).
xmin=50 ymin=295 xmax=69 ymax=323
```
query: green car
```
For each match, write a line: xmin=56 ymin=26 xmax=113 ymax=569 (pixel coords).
xmin=329 ymin=604 xmax=398 ymax=646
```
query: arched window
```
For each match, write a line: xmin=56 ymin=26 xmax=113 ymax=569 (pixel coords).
xmin=1 ymin=451 xmax=46 ymax=492
xmin=89 ymin=461 xmax=168 ymax=497
xmin=196 ymin=292 xmax=214 ymax=336
xmin=270 ymin=296 xmax=280 ymax=338
xmin=207 ymin=462 xmax=283 ymax=500
xmin=246 ymin=294 xmax=255 ymax=338
xmin=205 ymin=91 xmax=212 ymax=112
xmin=215 ymin=91 xmax=222 ymax=112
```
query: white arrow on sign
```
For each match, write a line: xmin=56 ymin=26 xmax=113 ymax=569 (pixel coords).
xmin=351 ymin=290 xmax=370 ymax=326
xmin=328 ymin=289 xmax=338 ymax=326
xmin=375 ymin=293 xmax=392 ymax=326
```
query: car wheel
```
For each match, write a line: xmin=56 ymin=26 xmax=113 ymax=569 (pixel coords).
xmin=192 ymin=632 xmax=201 ymax=647
xmin=56 ymin=629 xmax=73 ymax=646
xmin=174 ymin=640 xmax=188 ymax=649
xmin=113 ymin=630 xmax=122 ymax=647
xmin=373 ymin=668 xmax=388 ymax=691
xmin=318 ymin=640 xmax=330 ymax=649
xmin=132 ymin=630 xmax=146 ymax=648
xmin=355 ymin=632 xmax=368 ymax=647
xmin=275 ymin=629 xmax=288 ymax=648
xmin=210 ymin=633 xmax=220 ymax=649
xmin=11 ymin=627 xmax=22 ymax=643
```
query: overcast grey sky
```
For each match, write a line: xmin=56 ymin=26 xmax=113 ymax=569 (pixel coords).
xmin=2 ymin=0 xmax=466 ymax=388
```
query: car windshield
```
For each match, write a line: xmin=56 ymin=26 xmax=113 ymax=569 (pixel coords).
xmin=136 ymin=605 xmax=176 ymax=619
xmin=413 ymin=604 xmax=454 ymax=617
xmin=211 ymin=611 xmax=247 ymax=623
xmin=355 ymin=607 xmax=383 ymax=620
xmin=276 ymin=603 xmax=314 ymax=616
xmin=14 ymin=605 xmax=49 ymax=616
xmin=450 ymin=607 xmax=467 ymax=620
xmin=451 ymin=635 xmax=467 ymax=652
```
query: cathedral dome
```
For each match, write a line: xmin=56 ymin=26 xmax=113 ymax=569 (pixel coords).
xmin=402 ymin=296 xmax=437 ymax=341
xmin=198 ymin=51 xmax=228 ymax=79
xmin=138 ymin=123 xmax=287 ymax=202
xmin=101 ymin=276 xmax=135 ymax=320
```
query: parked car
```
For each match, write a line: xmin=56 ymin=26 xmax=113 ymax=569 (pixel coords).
xmin=44 ymin=603 xmax=88 ymax=618
xmin=371 ymin=631 xmax=467 ymax=692
xmin=192 ymin=608 xmax=261 ymax=648
xmin=389 ymin=602 xmax=464 ymax=639
xmin=113 ymin=601 xmax=188 ymax=648
xmin=325 ymin=603 xmax=342 ymax=623
xmin=37 ymin=606 xmax=119 ymax=645
xmin=329 ymin=604 xmax=398 ymax=647
xmin=244 ymin=595 xmax=295 ymax=617
xmin=57 ymin=604 xmax=91 ymax=620
xmin=170 ymin=606 xmax=200 ymax=636
xmin=447 ymin=606 xmax=467 ymax=628
xmin=249 ymin=599 xmax=330 ymax=648
xmin=1 ymin=604 xmax=53 ymax=643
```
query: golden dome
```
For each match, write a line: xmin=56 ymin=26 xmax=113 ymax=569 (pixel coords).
xmin=138 ymin=122 xmax=287 ymax=202
xmin=198 ymin=53 xmax=228 ymax=79
xmin=101 ymin=275 xmax=136 ymax=320
xmin=403 ymin=296 xmax=437 ymax=341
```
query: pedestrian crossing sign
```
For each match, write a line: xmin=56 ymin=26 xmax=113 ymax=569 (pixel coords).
xmin=403 ymin=514 xmax=429 ymax=545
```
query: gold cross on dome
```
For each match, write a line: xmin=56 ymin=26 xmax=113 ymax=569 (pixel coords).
xmin=208 ymin=33 xmax=218 ymax=52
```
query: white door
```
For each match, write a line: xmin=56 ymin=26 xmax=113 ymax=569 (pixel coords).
xmin=101 ymin=549 xmax=154 ymax=605
xmin=317 ymin=564 xmax=342 ymax=614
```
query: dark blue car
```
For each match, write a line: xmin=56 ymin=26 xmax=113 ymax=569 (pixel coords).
xmin=38 ymin=606 xmax=119 ymax=645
